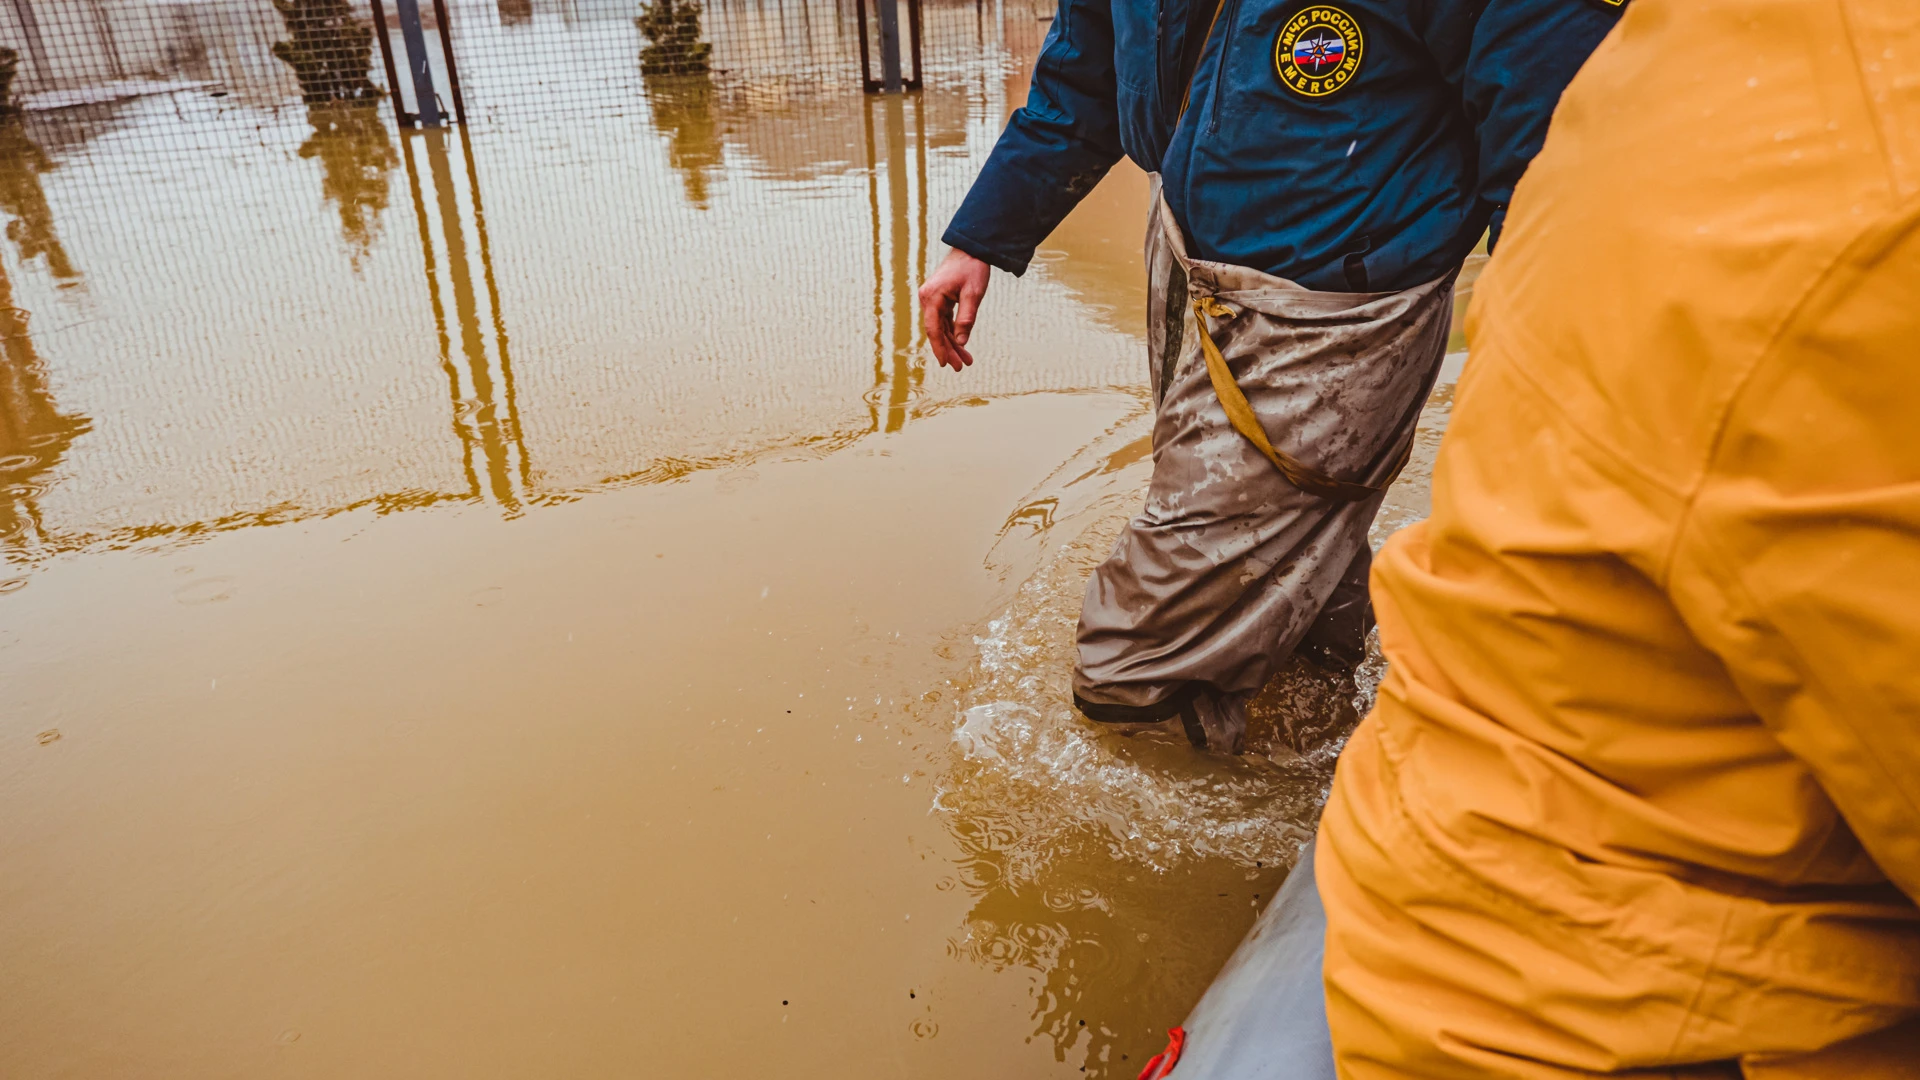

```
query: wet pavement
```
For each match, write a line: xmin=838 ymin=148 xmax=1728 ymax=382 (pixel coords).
xmin=0 ymin=5 xmax=1463 ymax=1075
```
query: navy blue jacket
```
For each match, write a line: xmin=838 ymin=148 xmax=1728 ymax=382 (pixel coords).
xmin=944 ymin=0 xmax=1621 ymax=292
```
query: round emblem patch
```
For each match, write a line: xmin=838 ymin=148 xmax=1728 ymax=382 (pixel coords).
xmin=1274 ymin=5 xmax=1364 ymax=99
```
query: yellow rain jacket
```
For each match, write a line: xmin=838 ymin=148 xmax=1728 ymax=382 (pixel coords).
xmin=1315 ymin=1 xmax=1920 ymax=1076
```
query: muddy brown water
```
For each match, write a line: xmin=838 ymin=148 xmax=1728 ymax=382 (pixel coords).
xmin=0 ymin=19 xmax=1471 ymax=1077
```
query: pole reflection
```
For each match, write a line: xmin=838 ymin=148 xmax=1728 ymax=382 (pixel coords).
xmin=0 ymin=118 xmax=81 ymax=288
xmin=401 ymin=125 xmax=531 ymax=513
xmin=0 ymin=117 xmax=91 ymax=555
xmin=861 ymin=90 xmax=924 ymax=435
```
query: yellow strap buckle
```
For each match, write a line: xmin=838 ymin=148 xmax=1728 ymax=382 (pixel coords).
xmin=1191 ymin=296 xmax=1407 ymax=503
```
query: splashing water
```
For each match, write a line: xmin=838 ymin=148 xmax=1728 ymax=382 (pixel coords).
xmin=919 ymin=355 xmax=1441 ymax=1077
xmin=930 ymin=415 xmax=1368 ymax=889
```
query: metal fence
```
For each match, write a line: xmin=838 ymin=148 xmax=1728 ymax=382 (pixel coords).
xmin=0 ymin=0 xmax=1132 ymax=565
xmin=1 ymin=0 xmax=1058 ymax=139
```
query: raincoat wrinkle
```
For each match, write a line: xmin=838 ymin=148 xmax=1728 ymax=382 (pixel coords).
xmin=1316 ymin=0 xmax=1920 ymax=1075
xmin=1072 ymin=193 xmax=1454 ymax=716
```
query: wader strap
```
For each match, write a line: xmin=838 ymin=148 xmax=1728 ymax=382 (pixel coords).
xmin=1177 ymin=0 xmax=1228 ymax=121
xmin=1193 ymin=296 xmax=1411 ymax=503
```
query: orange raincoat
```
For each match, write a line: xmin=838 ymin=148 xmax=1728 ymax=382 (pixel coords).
xmin=1315 ymin=0 xmax=1920 ymax=1075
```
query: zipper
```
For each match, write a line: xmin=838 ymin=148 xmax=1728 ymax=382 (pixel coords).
xmin=1155 ymin=0 xmax=1172 ymax=129
xmin=1204 ymin=0 xmax=1242 ymax=134
xmin=1177 ymin=0 xmax=1227 ymax=124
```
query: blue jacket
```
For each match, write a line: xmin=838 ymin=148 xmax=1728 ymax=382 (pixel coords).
xmin=944 ymin=0 xmax=1621 ymax=292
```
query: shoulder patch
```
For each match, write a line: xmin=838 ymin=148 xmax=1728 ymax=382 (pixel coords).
xmin=1274 ymin=5 xmax=1365 ymax=99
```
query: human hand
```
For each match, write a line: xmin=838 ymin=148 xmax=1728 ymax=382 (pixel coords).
xmin=918 ymin=248 xmax=992 ymax=371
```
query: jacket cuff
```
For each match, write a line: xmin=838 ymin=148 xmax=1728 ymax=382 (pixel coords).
xmin=942 ymin=225 xmax=1031 ymax=277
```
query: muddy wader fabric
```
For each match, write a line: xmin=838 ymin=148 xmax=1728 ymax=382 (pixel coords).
xmin=1071 ymin=195 xmax=1455 ymax=748
xmin=1316 ymin=0 xmax=1920 ymax=1075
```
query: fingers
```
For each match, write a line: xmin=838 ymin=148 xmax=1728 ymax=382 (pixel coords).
xmin=919 ymin=281 xmax=971 ymax=370
xmin=918 ymin=250 xmax=991 ymax=371
xmin=954 ymin=278 xmax=985 ymax=348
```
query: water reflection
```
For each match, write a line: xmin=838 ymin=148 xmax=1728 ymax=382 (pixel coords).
xmin=951 ymin=827 xmax=1285 ymax=1077
xmin=401 ymin=126 xmax=531 ymax=512
xmin=931 ymin=419 xmax=1340 ymax=1076
xmin=643 ymin=73 xmax=723 ymax=208
xmin=0 ymin=298 xmax=91 ymax=554
xmin=0 ymin=13 xmax=1283 ymax=1076
xmin=0 ymin=25 xmax=1145 ymax=570
xmin=298 ymin=102 xmax=399 ymax=269
xmin=862 ymin=92 xmax=925 ymax=433
xmin=0 ymin=118 xmax=81 ymax=287
xmin=0 ymin=118 xmax=92 ymax=553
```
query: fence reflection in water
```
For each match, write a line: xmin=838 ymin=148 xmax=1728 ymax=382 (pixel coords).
xmin=0 ymin=0 xmax=1196 ymax=1074
xmin=0 ymin=0 xmax=1122 ymax=555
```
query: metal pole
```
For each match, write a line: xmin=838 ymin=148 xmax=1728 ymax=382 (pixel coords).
xmin=6 ymin=0 xmax=51 ymax=92
xmin=429 ymin=0 xmax=467 ymax=125
xmin=368 ymin=0 xmax=414 ymax=128
xmin=876 ymin=0 xmax=902 ymax=93
xmin=905 ymin=0 xmax=922 ymax=90
xmin=395 ymin=0 xmax=442 ymax=127
xmin=855 ymin=0 xmax=876 ymax=91
xmin=862 ymin=97 xmax=884 ymax=431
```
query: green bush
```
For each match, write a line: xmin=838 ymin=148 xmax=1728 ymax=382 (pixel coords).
xmin=0 ymin=47 xmax=20 ymax=115
xmin=271 ymin=0 xmax=382 ymax=105
xmin=637 ymin=0 xmax=712 ymax=76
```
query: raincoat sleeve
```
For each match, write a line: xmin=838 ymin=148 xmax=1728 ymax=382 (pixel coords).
xmin=941 ymin=0 xmax=1124 ymax=276
xmin=1670 ymin=223 xmax=1920 ymax=902
xmin=1458 ymin=0 xmax=1620 ymax=250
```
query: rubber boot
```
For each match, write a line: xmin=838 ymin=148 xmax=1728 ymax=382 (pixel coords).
xmin=1178 ymin=687 xmax=1249 ymax=755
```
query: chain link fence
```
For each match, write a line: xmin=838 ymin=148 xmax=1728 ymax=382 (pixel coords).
xmin=0 ymin=0 xmax=1131 ymax=562
xmin=0 ymin=0 xmax=1058 ymax=141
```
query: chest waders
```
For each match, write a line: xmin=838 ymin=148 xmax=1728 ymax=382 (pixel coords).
xmin=1071 ymin=191 xmax=1456 ymax=752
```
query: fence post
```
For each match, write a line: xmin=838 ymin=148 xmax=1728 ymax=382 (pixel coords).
xmin=429 ymin=0 xmax=468 ymax=125
xmin=904 ymin=0 xmax=922 ymax=90
xmin=876 ymin=0 xmax=902 ymax=92
xmin=856 ymin=0 xmax=875 ymax=91
xmin=394 ymin=0 xmax=443 ymax=126
xmin=368 ymin=0 xmax=414 ymax=128
xmin=6 ymin=0 xmax=50 ymax=92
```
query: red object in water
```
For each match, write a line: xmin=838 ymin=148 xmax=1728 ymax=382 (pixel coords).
xmin=1136 ymin=1026 xmax=1186 ymax=1080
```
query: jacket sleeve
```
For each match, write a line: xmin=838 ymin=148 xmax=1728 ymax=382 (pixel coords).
xmin=1668 ymin=224 xmax=1920 ymax=902
xmin=941 ymin=0 xmax=1124 ymax=276
xmin=1459 ymin=0 xmax=1620 ymax=250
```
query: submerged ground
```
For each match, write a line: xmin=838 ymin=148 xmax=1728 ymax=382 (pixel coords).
xmin=0 ymin=3 xmax=1475 ymax=1075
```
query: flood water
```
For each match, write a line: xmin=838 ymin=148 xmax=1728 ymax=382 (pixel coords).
xmin=0 ymin=3 xmax=1472 ymax=1075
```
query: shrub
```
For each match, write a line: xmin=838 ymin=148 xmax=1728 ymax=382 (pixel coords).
xmin=637 ymin=0 xmax=712 ymax=76
xmin=0 ymin=47 xmax=20 ymax=115
xmin=271 ymin=0 xmax=382 ymax=105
